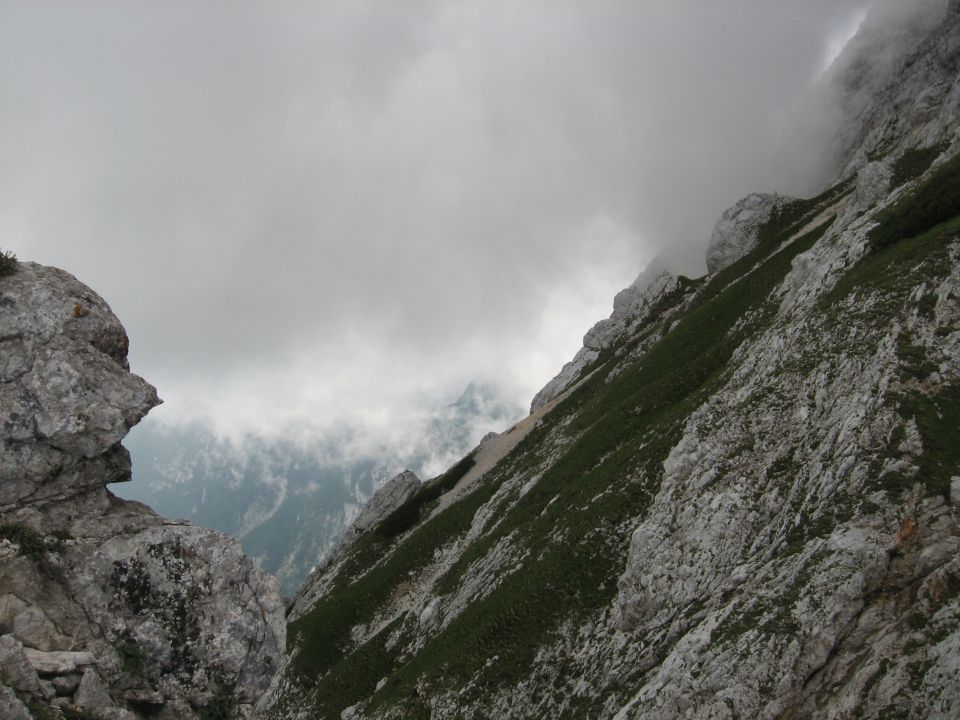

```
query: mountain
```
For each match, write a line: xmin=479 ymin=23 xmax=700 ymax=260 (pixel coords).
xmin=116 ymin=381 xmax=523 ymax=595
xmin=0 ymin=262 xmax=284 ymax=719
xmin=261 ymin=3 xmax=960 ymax=718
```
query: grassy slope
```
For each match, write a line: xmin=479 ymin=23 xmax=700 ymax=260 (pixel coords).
xmin=280 ymin=152 xmax=960 ymax=719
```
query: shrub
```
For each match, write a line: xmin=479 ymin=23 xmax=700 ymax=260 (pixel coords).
xmin=198 ymin=691 xmax=236 ymax=720
xmin=890 ymin=144 xmax=948 ymax=188
xmin=870 ymin=151 xmax=960 ymax=250
xmin=0 ymin=522 xmax=47 ymax=561
xmin=117 ymin=640 xmax=146 ymax=675
xmin=0 ymin=248 xmax=17 ymax=277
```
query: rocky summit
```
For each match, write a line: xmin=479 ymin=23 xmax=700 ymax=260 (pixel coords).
xmin=0 ymin=263 xmax=285 ymax=719
xmin=260 ymin=2 xmax=960 ymax=719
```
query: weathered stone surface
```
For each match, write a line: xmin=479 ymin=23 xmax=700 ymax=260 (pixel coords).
xmin=51 ymin=672 xmax=82 ymax=695
xmin=826 ymin=0 xmax=959 ymax=180
xmin=1 ymin=262 xmax=286 ymax=718
xmin=0 ymin=635 xmax=41 ymax=695
xmin=74 ymin=667 xmax=114 ymax=710
xmin=12 ymin=606 xmax=71 ymax=652
xmin=23 ymin=648 xmax=96 ymax=676
xmin=705 ymin=192 xmax=793 ymax=274
xmin=0 ymin=263 xmax=160 ymax=508
xmin=0 ymin=594 xmax=28 ymax=634
xmin=341 ymin=470 xmax=421 ymax=543
xmin=0 ymin=682 xmax=32 ymax=720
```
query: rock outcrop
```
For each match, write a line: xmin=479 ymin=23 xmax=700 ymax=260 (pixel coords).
xmin=705 ymin=193 xmax=793 ymax=274
xmin=530 ymin=259 xmax=683 ymax=412
xmin=334 ymin=470 xmax=421 ymax=556
xmin=826 ymin=0 xmax=959 ymax=180
xmin=0 ymin=262 xmax=285 ymax=719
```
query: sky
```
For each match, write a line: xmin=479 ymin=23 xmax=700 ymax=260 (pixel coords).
xmin=0 ymin=0 xmax=873 ymax=447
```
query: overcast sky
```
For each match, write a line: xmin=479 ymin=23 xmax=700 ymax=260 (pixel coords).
xmin=1 ymin=0 xmax=872 ymax=445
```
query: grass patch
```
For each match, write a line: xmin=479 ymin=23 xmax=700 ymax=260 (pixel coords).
xmin=891 ymin=144 xmax=949 ymax=189
xmin=0 ymin=523 xmax=49 ymax=561
xmin=825 ymin=215 xmax=960 ymax=308
xmin=197 ymin=691 xmax=236 ymax=720
xmin=870 ymin=151 xmax=960 ymax=250
xmin=117 ymin=639 xmax=146 ymax=675
xmin=0 ymin=248 xmax=16 ymax=277
xmin=375 ymin=455 xmax=477 ymax=539
xmin=893 ymin=384 xmax=960 ymax=500
xmin=284 ymin=184 xmax=843 ymax=717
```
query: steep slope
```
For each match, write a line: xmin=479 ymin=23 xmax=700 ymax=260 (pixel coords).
xmin=0 ymin=263 xmax=285 ymax=719
xmin=265 ymin=4 xmax=960 ymax=719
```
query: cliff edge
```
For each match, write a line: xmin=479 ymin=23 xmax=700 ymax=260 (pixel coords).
xmin=0 ymin=262 xmax=285 ymax=720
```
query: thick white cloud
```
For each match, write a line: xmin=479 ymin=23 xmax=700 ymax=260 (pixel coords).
xmin=0 ymin=0 xmax=871 ymax=441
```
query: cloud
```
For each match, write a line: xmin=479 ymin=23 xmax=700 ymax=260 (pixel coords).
xmin=0 ymin=0 xmax=873 ymax=441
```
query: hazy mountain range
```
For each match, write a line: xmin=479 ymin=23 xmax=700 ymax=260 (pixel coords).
xmin=115 ymin=381 xmax=523 ymax=593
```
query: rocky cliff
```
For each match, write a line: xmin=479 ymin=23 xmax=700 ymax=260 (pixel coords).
xmin=262 ymin=2 xmax=960 ymax=718
xmin=0 ymin=263 xmax=285 ymax=719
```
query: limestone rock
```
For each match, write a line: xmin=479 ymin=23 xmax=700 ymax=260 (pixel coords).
xmin=826 ymin=0 xmax=959 ymax=180
xmin=0 ymin=683 xmax=32 ymax=720
xmin=12 ymin=606 xmax=71 ymax=652
xmin=0 ymin=635 xmax=40 ymax=696
xmin=705 ymin=193 xmax=792 ymax=274
xmin=0 ymin=262 xmax=286 ymax=718
xmin=74 ymin=667 xmax=114 ymax=710
xmin=329 ymin=470 xmax=422 ymax=560
xmin=23 ymin=648 xmax=96 ymax=676
xmin=0 ymin=594 xmax=28 ymax=634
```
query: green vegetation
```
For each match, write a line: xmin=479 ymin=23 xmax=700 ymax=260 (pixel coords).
xmin=197 ymin=691 xmax=237 ymax=720
xmin=890 ymin=144 xmax=948 ymax=189
xmin=284 ymin=181 xmax=847 ymax=719
xmin=825 ymin=215 xmax=960 ymax=310
xmin=870 ymin=151 xmax=960 ymax=250
xmin=117 ymin=639 xmax=146 ymax=675
xmin=26 ymin=700 xmax=59 ymax=720
xmin=59 ymin=707 xmax=97 ymax=720
xmin=376 ymin=455 xmax=477 ymax=539
xmin=0 ymin=522 xmax=49 ymax=561
xmin=0 ymin=247 xmax=16 ymax=277
xmin=894 ymin=384 xmax=960 ymax=500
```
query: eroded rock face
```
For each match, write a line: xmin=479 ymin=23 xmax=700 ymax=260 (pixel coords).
xmin=0 ymin=262 xmax=285 ymax=719
xmin=338 ymin=470 xmax=421 ymax=549
xmin=705 ymin=193 xmax=793 ymax=274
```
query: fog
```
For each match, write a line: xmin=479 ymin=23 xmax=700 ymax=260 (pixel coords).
xmin=1 ymin=0 xmax=872 ymax=446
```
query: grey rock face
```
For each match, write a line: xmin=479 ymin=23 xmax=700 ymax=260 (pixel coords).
xmin=827 ymin=0 xmax=960 ymax=179
xmin=0 ymin=262 xmax=285 ymax=719
xmin=340 ymin=470 xmax=421 ymax=545
xmin=0 ymin=682 xmax=31 ymax=720
xmin=0 ymin=263 xmax=159 ymax=508
xmin=705 ymin=193 xmax=792 ymax=274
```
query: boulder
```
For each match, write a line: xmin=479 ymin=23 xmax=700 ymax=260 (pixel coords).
xmin=705 ymin=193 xmax=792 ymax=274
xmin=0 ymin=683 xmax=32 ymax=720
xmin=0 ymin=635 xmax=41 ymax=695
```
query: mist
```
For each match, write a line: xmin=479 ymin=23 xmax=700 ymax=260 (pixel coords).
xmin=0 ymin=0 xmax=872 ymax=450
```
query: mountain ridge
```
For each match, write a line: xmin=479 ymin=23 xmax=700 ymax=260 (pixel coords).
xmin=262 ymin=2 xmax=960 ymax=717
